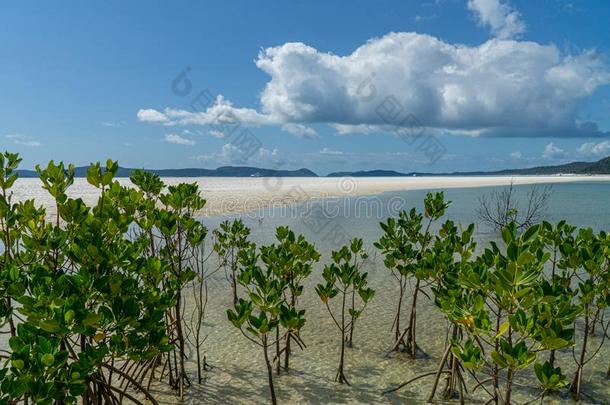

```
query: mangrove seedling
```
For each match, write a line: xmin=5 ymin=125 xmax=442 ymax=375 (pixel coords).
xmin=565 ymin=228 xmax=610 ymax=401
xmin=375 ymin=192 xmax=450 ymax=357
xmin=260 ymin=226 xmax=320 ymax=373
xmin=384 ymin=220 xmax=477 ymax=401
xmin=213 ymin=219 xmax=252 ymax=306
xmin=344 ymin=238 xmax=369 ymax=348
xmin=468 ymin=223 xmax=578 ymax=404
xmin=227 ymin=242 xmax=305 ymax=405
xmin=316 ymin=241 xmax=375 ymax=384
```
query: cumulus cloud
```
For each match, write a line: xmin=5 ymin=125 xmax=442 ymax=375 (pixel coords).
xmin=577 ymin=140 xmax=610 ymax=157
xmin=542 ymin=142 xmax=566 ymax=159
xmin=255 ymin=35 xmax=608 ymax=137
xmin=467 ymin=0 xmax=525 ymax=39
xmin=5 ymin=134 xmax=41 ymax=147
xmin=164 ymin=133 xmax=195 ymax=146
xmin=509 ymin=151 xmax=522 ymax=159
xmin=138 ymin=109 xmax=169 ymax=123
xmin=139 ymin=15 xmax=609 ymax=139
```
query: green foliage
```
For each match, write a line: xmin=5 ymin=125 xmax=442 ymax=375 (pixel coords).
xmin=226 ymin=227 xmax=317 ymax=402
xmin=0 ymin=153 xmax=208 ymax=403
xmin=428 ymin=221 xmax=586 ymax=402
xmin=535 ymin=361 xmax=568 ymax=391
xmin=316 ymin=238 xmax=374 ymax=383
xmin=213 ymin=219 xmax=253 ymax=304
xmin=261 ymin=226 xmax=320 ymax=304
xmin=375 ymin=192 xmax=451 ymax=355
xmin=227 ymin=227 xmax=318 ymax=337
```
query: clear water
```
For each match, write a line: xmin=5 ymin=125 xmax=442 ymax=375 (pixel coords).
xmin=189 ymin=182 xmax=610 ymax=404
xmin=203 ymin=181 xmax=610 ymax=251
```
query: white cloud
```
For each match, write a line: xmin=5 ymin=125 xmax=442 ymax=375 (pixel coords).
xmin=138 ymin=109 xmax=170 ymax=123
xmin=208 ymin=129 xmax=226 ymax=138
xmin=139 ymin=31 xmax=609 ymax=139
xmin=319 ymin=147 xmax=344 ymax=155
xmin=5 ymin=134 xmax=41 ymax=147
xmin=467 ymin=0 xmax=525 ymax=39
xmin=577 ymin=140 xmax=610 ymax=157
xmin=164 ymin=133 xmax=195 ymax=146
xmin=194 ymin=143 xmax=283 ymax=166
xmin=542 ymin=142 xmax=566 ymax=159
xmin=281 ymin=123 xmax=318 ymax=139
xmin=256 ymin=35 xmax=608 ymax=136
xmin=509 ymin=151 xmax=522 ymax=159
xmin=17 ymin=140 xmax=41 ymax=147
xmin=331 ymin=124 xmax=377 ymax=135
xmin=138 ymin=95 xmax=275 ymax=127
xmin=257 ymin=147 xmax=280 ymax=159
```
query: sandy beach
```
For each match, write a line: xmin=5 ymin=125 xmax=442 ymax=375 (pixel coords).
xmin=11 ymin=175 xmax=610 ymax=217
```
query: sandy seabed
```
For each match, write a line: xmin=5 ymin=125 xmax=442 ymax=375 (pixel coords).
xmin=5 ymin=175 xmax=610 ymax=404
xmin=156 ymin=261 xmax=610 ymax=405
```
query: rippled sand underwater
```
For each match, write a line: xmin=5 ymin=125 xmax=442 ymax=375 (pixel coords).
xmin=165 ymin=252 xmax=609 ymax=404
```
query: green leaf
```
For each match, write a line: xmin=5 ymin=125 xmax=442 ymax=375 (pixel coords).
xmin=82 ymin=313 xmax=102 ymax=328
xmin=41 ymin=353 xmax=55 ymax=366
xmin=11 ymin=359 xmax=25 ymax=370
xmin=64 ymin=310 xmax=75 ymax=323
xmin=541 ymin=337 xmax=570 ymax=350
xmin=39 ymin=319 xmax=61 ymax=333
xmin=491 ymin=351 xmax=508 ymax=368
xmin=495 ymin=321 xmax=510 ymax=339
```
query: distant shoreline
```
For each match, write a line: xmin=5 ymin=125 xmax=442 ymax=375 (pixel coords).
xmin=12 ymin=175 xmax=610 ymax=218
xmin=14 ymin=155 xmax=610 ymax=178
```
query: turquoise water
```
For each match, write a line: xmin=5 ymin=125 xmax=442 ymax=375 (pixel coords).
xmin=202 ymin=181 xmax=610 ymax=252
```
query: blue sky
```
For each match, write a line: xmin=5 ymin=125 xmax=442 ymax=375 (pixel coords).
xmin=1 ymin=0 xmax=610 ymax=174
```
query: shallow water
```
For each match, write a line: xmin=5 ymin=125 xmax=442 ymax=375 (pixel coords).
xmin=175 ymin=182 xmax=610 ymax=404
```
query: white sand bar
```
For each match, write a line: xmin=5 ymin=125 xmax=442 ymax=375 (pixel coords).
xmin=11 ymin=175 xmax=610 ymax=217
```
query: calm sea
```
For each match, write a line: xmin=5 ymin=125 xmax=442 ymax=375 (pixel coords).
xmin=201 ymin=181 xmax=610 ymax=251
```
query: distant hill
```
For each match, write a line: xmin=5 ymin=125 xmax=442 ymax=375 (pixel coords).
xmin=327 ymin=170 xmax=410 ymax=177
xmin=328 ymin=156 xmax=610 ymax=177
xmin=468 ymin=156 xmax=610 ymax=176
xmin=15 ymin=156 xmax=610 ymax=179
xmin=17 ymin=166 xmax=318 ymax=178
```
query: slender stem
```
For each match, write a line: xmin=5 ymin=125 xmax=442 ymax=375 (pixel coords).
xmin=571 ymin=303 xmax=590 ymax=401
xmin=504 ymin=367 xmax=514 ymax=405
xmin=407 ymin=278 xmax=421 ymax=358
xmin=428 ymin=342 xmax=453 ymax=401
xmin=263 ymin=334 xmax=278 ymax=405
xmin=393 ymin=275 xmax=405 ymax=346
xmin=337 ymin=289 xmax=347 ymax=383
